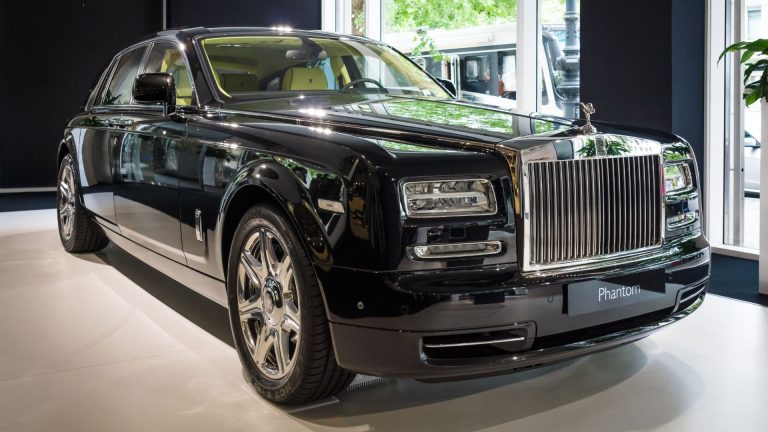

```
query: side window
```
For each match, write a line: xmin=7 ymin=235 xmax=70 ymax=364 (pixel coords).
xmin=101 ymin=47 xmax=146 ymax=106
xmin=144 ymin=42 xmax=195 ymax=106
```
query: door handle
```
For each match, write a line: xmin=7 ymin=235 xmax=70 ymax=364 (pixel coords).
xmin=106 ymin=118 xmax=135 ymax=127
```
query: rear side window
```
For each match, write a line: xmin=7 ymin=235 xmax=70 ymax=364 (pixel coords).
xmin=144 ymin=42 xmax=196 ymax=106
xmin=101 ymin=46 xmax=146 ymax=106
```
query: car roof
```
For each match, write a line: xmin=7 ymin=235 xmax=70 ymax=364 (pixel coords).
xmin=152 ymin=26 xmax=374 ymax=44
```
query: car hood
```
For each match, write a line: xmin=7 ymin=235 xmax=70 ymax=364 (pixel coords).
xmin=221 ymin=93 xmax=682 ymax=155
xmin=223 ymin=93 xmax=574 ymax=145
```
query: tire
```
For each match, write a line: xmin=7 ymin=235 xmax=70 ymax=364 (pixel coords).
xmin=57 ymin=154 xmax=109 ymax=253
xmin=226 ymin=204 xmax=355 ymax=404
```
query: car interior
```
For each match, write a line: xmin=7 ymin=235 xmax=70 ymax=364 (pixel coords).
xmin=145 ymin=45 xmax=195 ymax=106
xmin=200 ymin=36 xmax=442 ymax=98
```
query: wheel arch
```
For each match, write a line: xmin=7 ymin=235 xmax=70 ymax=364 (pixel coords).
xmin=217 ymin=160 xmax=334 ymax=285
xmin=57 ymin=134 xmax=77 ymax=167
xmin=56 ymin=133 xmax=84 ymax=205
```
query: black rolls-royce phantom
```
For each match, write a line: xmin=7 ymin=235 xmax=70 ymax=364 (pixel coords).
xmin=56 ymin=27 xmax=710 ymax=404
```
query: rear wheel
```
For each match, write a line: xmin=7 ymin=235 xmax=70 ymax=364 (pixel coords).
xmin=57 ymin=155 xmax=109 ymax=253
xmin=227 ymin=205 xmax=355 ymax=404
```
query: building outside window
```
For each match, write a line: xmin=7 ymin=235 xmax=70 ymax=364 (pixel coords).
xmin=323 ymin=0 xmax=582 ymax=118
xmin=722 ymin=0 xmax=765 ymax=250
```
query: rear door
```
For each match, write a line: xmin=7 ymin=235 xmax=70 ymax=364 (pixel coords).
xmin=77 ymin=46 xmax=148 ymax=227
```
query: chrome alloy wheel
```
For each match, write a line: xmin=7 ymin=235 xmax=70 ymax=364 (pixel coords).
xmin=237 ymin=227 xmax=301 ymax=380
xmin=58 ymin=162 xmax=76 ymax=241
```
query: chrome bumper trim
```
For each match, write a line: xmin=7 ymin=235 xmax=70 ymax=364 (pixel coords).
xmin=423 ymin=335 xmax=525 ymax=349
xmin=520 ymin=232 xmax=703 ymax=279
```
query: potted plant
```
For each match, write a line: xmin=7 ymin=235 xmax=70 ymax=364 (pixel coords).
xmin=720 ymin=39 xmax=768 ymax=154
xmin=720 ymin=39 xmax=767 ymax=293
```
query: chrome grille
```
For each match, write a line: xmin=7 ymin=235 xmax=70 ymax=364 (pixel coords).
xmin=525 ymin=155 xmax=663 ymax=269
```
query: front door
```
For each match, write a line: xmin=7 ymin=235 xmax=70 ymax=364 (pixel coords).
xmin=112 ymin=113 xmax=187 ymax=263
xmin=94 ymin=40 xmax=193 ymax=264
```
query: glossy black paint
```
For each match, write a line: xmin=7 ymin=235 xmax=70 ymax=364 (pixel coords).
xmin=133 ymin=73 xmax=176 ymax=108
xmin=59 ymin=27 xmax=710 ymax=380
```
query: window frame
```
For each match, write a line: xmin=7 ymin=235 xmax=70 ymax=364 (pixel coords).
xmin=92 ymin=38 xmax=200 ymax=112
xmin=141 ymin=39 xmax=200 ymax=109
xmin=193 ymin=33 xmax=453 ymax=103
xmin=705 ymin=0 xmax=760 ymax=260
xmin=94 ymin=43 xmax=151 ymax=110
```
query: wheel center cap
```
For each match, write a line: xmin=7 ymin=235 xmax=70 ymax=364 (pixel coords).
xmin=263 ymin=277 xmax=282 ymax=318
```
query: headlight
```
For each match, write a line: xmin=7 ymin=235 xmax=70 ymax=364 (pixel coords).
xmin=663 ymin=163 xmax=693 ymax=194
xmin=402 ymin=178 xmax=497 ymax=217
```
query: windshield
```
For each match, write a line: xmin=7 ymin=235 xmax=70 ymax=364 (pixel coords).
xmin=199 ymin=35 xmax=452 ymax=100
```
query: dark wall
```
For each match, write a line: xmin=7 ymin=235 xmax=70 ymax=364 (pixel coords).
xmin=580 ymin=0 xmax=706 ymax=175
xmin=0 ymin=0 xmax=322 ymax=189
xmin=581 ymin=0 xmax=673 ymax=131
xmin=168 ymin=0 xmax=321 ymax=29
xmin=0 ymin=0 xmax=162 ymax=188
xmin=671 ymin=0 xmax=706 ymax=177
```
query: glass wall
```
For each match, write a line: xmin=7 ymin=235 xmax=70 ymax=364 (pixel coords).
xmin=723 ymin=0 xmax=765 ymax=250
xmin=381 ymin=0 xmax=519 ymax=109
xmin=336 ymin=0 xmax=367 ymax=36
xmin=369 ymin=0 xmax=578 ymax=115
xmin=328 ymin=0 xmax=581 ymax=115
xmin=538 ymin=0 xmax=580 ymax=117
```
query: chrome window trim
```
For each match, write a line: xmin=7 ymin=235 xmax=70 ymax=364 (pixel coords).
xmin=141 ymin=38 xmax=201 ymax=108
xmin=92 ymin=37 xmax=200 ymax=112
xmin=93 ymin=42 xmax=151 ymax=109
xmin=191 ymin=34 xmax=224 ymax=104
xmin=85 ymin=57 xmax=119 ymax=111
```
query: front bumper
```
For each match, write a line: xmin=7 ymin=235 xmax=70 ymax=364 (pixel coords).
xmin=317 ymin=234 xmax=709 ymax=380
xmin=330 ymin=287 xmax=704 ymax=379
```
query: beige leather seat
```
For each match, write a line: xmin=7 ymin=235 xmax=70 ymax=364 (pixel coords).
xmin=281 ymin=67 xmax=328 ymax=90
xmin=170 ymin=67 xmax=193 ymax=106
xmin=220 ymin=73 xmax=260 ymax=93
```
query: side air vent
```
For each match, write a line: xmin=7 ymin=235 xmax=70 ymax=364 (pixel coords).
xmin=423 ymin=323 xmax=535 ymax=360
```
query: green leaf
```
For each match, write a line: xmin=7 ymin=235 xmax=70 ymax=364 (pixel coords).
xmin=744 ymin=59 xmax=768 ymax=82
xmin=719 ymin=41 xmax=751 ymax=62
xmin=745 ymin=39 xmax=768 ymax=53
xmin=718 ymin=38 xmax=768 ymax=104
xmin=745 ymin=90 xmax=760 ymax=106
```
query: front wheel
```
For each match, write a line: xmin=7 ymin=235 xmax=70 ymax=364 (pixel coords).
xmin=226 ymin=205 xmax=355 ymax=404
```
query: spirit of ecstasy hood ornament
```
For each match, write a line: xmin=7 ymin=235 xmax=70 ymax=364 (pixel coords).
xmin=580 ymin=102 xmax=597 ymax=135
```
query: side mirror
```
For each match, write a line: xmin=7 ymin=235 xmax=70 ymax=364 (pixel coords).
xmin=745 ymin=133 xmax=761 ymax=149
xmin=437 ymin=78 xmax=457 ymax=97
xmin=134 ymin=73 xmax=176 ymax=114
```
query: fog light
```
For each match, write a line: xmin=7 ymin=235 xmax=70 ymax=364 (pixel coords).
xmin=667 ymin=213 xmax=696 ymax=229
xmin=411 ymin=241 xmax=503 ymax=259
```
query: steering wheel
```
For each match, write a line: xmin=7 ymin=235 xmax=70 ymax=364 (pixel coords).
xmin=341 ymin=78 xmax=385 ymax=90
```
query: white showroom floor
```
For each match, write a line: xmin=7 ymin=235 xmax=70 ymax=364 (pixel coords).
xmin=0 ymin=209 xmax=767 ymax=432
